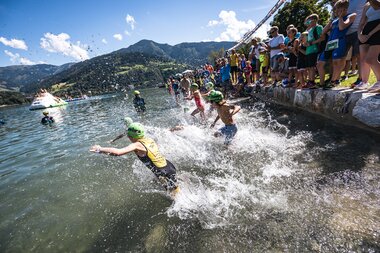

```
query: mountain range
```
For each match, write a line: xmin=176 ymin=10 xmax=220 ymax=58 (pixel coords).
xmin=0 ymin=40 xmax=235 ymax=104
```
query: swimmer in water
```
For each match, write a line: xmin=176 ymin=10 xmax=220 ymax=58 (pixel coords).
xmin=91 ymin=123 xmax=179 ymax=193
xmin=41 ymin=111 xmax=54 ymax=125
xmin=133 ymin=90 xmax=146 ymax=113
xmin=110 ymin=117 xmax=133 ymax=143
xmin=208 ymin=91 xmax=241 ymax=145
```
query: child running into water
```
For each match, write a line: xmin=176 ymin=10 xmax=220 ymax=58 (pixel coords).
xmin=90 ymin=123 xmax=179 ymax=193
xmin=208 ymin=91 xmax=241 ymax=145
xmin=186 ymin=83 xmax=206 ymax=121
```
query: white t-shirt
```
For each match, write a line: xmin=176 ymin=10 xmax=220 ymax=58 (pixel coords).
xmin=268 ymin=35 xmax=285 ymax=58
xmin=347 ymin=0 xmax=366 ymax=34
xmin=249 ymin=42 xmax=265 ymax=59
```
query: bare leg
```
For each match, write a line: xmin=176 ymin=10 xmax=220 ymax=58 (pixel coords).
xmin=191 ymin=108 xmax=200 ymax=117
xmin=360 ymin=45 xmax=371 ymax=83
xmin=344 ymin=60 xmax=350 ymax=77
xmin=317 ymin=61 xmax=326 ymax=86
xmin=365 ymin=45 xmax=380 ymax=81
xmin=200 ymin=109 xmax=206 ymax=121
xmin=332 ymin=59 xmax=346 ymax=82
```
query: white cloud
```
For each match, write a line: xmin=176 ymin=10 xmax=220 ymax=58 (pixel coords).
xmin=20 ymin=57 xmax=35 ymax=65
xmin=207 ymin=20 xmax=219 ymax=27
xmin=40 ymin=32 xmax=89 ymax=61
xmin=124 ymin=30 xmax=131 ymax=36
xmin=4 ymin=50 xmax=18 ymax=63
xmin=207 ymin=10 xmax=270 ymax=42
xmin=4 ymin=50 xmax=36 ymax=65
xmin=113 ymin=34 xmax=123 ymax=41
xmin=126 ymin=14 xmax=136 ymax=30
xmin=255 ymin=23 xmax=271 ymax=40
xmin=101 ymin=38 xmax=108 ymax=44
xmin=0 ymin=37 xmax=28 ymax=50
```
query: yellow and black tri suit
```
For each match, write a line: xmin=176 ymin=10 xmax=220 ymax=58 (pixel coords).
xmin=136 ymin=138 xmax=177 ymax=190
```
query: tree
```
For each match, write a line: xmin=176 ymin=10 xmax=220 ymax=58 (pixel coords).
xmin=208 ymin=48 xmax=225 ymax=64
xmin=237 ymin=43 xmax=251 ymax=58
xmin=271 ymin=0 xmax=330 ymax=35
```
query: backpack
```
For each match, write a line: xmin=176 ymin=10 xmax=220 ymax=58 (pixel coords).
xmin=313 ymin=26 xmax=327 ymax=53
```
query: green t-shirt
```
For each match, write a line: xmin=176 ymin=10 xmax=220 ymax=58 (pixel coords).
xmin=306 ymin=25 xmax=323 ymax=55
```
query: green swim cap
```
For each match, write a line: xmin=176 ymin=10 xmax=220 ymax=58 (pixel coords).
xmin=207 ymin=90 xmax=224 ymax=103
xmin=124 ymin=117 xmax=133 ymax=127
xmin=127 ymin=123 xmax=145 ymax=139
xmin=191 ymin=83 xmax=199 ymax=89
xmin=134 ymin=90 xmax=140 ymax=95
xmin=206 ymin=82 xmax=214 ymax=90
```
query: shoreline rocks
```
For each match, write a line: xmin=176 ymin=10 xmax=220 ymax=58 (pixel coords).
xmin=252 ymin=87 xmax=380 ymax=134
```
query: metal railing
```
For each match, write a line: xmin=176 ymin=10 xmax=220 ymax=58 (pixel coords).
xmin=228 ymin=0 xmax=287 ymax=51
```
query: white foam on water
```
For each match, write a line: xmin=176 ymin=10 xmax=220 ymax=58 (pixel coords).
xmin=130 ymin=108 xmax=313 ymax=229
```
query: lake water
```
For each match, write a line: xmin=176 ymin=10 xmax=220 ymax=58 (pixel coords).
xmin=0 ymin=88 xmax=379 ymax=252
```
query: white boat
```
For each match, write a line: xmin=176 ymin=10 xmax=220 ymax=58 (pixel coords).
xmin=29 ymin=92 xmax=68 ymax=110
xmin=64 ymin=95 xmax=89 ymax=102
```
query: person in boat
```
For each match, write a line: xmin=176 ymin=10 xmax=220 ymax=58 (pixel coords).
xmin=110 ymin=117 xmax=133 ymax=143
xmin=41 ymin=111 xmax=54 ymax=125
xmin=90 ymin=123 xmax=179 ymax=192
xmin=133 ymin=90 xmax=146 ymax=113
xmin=208 ymin=91 xmax=241 ymax=145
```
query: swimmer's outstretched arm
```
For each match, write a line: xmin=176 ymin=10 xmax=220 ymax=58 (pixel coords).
xmin=90 ymin=142 xmax=144 ymax=156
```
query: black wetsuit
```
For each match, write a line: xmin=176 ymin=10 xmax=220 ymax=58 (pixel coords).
xmin=41 ymin=116 xmax=54 ymax=125
xmin=133 ymin=96 xmax=146 ymax=112
xmin=135 ymin=138 xmax=177 ymax=190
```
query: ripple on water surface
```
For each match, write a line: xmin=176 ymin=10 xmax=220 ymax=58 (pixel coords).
xmin=0 ymin=90 xmax=379 ymax=252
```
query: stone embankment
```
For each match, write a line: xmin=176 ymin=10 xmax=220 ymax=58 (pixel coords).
xmin=252 ymin=87 xmax=380 ymax=133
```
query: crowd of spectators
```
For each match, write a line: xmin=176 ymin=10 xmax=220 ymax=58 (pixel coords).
xmin=166 ymin=0 xmax=380 ymax=99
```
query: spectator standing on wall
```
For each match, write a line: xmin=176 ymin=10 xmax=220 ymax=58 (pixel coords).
xmin=317 ymin=0 xmax=357 ymax=88
xmin=296 ymin=32 xmax=309 ymax=88
xmin=220 ymin=58 xmax=232 ymax=97
xmin=285 ymin=27 xmax=300 ymax=86
xmin=346 ymin=0 xmax=368 ymax=87
xmin=357 ymin=0 xmax=380 ymax=93
xmin=304 ymin=14 xmax=323 ymax=88
xmin=267 ymin=26 xmax=285 ymax=86
xmin=229 ymin=49 xmax=239 ymax=85
xmin=248 ymin=38 xmax=264 ymax=84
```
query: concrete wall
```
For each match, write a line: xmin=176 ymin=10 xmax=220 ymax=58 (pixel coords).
xmin=252 ymin=87 xmax=380 ymax=134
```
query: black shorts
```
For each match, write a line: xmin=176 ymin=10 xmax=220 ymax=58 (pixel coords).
xmin=289 ymin=53 xmax=298 ymax=68
xmin=297 ymin=54 xmax=307 ymax=70
xmin=251 ymin=62 xmax=257 ymax=73
xmin=345 ymin=32 xmax=360 ymax=56
xmin=360 ymin=19 xmax=380 ymax=46
xmin=154 ymin=160 xmax=177 ymax=190
xmin=230 ymin=66 xmax=238 ymax=73
xmin=306 ymin=53 xmax=319 ymax=68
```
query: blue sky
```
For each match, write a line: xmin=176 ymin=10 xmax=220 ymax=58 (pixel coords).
xmin=0 ymin=0 xmax=278 ymax=67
